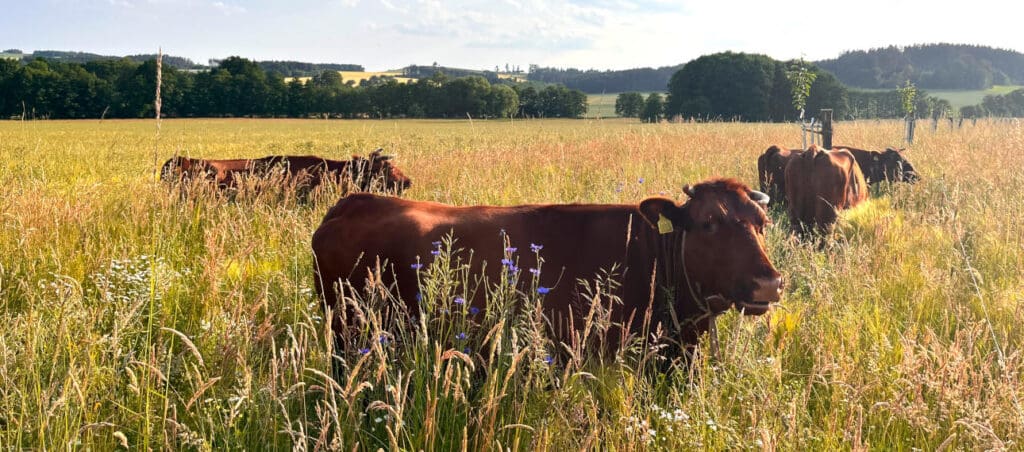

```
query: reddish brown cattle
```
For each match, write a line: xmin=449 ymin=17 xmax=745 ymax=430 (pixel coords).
xmin=160 ymin=149 xmax=411 ymax=194
xmin=833 ymin=145 xmax=919 ymax=184
xmin=784 ymin=145 xmax=868 ymax=234
xmin=312 ymin=178 xmax=783 ymax=352
xmin=757 ymin=145 xmax=803 ymax=206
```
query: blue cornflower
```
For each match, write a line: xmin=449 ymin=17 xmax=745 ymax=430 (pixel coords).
xmin=359 ymin=347 xmax=371 ymax=355
xmin=530 ymin=243 xmax=543 ymax=252
xmin=430 ymin=249 xmax=440 ymax=256
xmin=432 ymin=241 xmax=442 ymax=248
xmin=379 ymin=335 xmax=390 ymax=345
xmin=505 ymin=246 xmax=518 ymax=253
xmin=415 ymin=292 xmax=422 ymax=302
xmin=501 ymin=258 xmax=514 ymax=267
xmin=469 ymin=306 xmax=480 ymax=316
xmin=543 ymin=355 xmax=554 ymax=365
xmin=537 ymin=287 xmax=551 ymax=295
xmin=529 ymin=268 xmax=540 ymax=275
xmin=410 ymin=263 xmax=423 ymax=270
xmin=463 ymin=347 xmax=471 ymax=354
xmin=455 ymin=332 xmax=468 ymax=341
xmin=453 ymin=296 xmax=465 ymax=305
xmin=638 ymin=177 xmax=645 ymax=184
xmin=507 ymin=265 xmax=520 ymax=274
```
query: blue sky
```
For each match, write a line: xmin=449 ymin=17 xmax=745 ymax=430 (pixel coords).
xmin=3 ymin=0 xmax=1021 ymax=70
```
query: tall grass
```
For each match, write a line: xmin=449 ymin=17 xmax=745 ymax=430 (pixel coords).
xmin=0 ymin=118 xmax=1021 ymax=449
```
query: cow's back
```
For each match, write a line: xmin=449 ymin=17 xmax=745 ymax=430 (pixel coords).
xmin=312 ymin=194 xmax=640 ymax=327
xmin=785 ymin=147 xmax=866 ymax=233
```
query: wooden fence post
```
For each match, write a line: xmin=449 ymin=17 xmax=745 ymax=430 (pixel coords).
xmin=821 ymin=109 xmax=833 ymax=149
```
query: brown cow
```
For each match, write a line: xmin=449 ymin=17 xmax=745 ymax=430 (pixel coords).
xmin=312 ymin=178 xmax=783 ymax=353
xmin=833 ymin=145 xmax=919 ymax=184
xmin=784 ymin=145 xmax=868 ymax=234
xmin=160 ymin=149 xmax=411 ymax=194
xmin=757 ymin=145 xmax=803 ymax=206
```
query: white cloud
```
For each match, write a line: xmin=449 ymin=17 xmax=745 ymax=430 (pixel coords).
xmin=211 ymin=1 xmax=246 ymax=15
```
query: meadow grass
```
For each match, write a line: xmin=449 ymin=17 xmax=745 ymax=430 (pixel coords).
xmin=0 ymin=117 xmax=1022 ymax=450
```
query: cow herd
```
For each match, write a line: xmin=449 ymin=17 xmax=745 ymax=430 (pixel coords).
xmin=162 ymin=142 xmax=919 ymax=358
xmin=758 ymin=144 xmax=918 ymax=235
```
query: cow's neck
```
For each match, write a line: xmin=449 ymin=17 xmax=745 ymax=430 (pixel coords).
xmin=627 ymin=224 xmax=716 ymax=346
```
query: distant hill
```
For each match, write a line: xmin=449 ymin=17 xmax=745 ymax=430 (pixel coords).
xmin=815 ymin=44 xmax=1024 ymax=90
xmin=12 ymin=50 xmax=364 ymax=74
xmin=526 ymin=64 xmax=684 ymax=93
xmin=21 ymin=50 xmax=203 ymax=69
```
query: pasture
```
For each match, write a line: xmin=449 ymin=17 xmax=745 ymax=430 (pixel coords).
xmin=0 ymin=118 xmax=1022 ymax=450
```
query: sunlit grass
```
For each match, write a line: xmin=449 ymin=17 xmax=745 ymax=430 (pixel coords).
xmin=0 ymin=117 xmax=1022 ymax=449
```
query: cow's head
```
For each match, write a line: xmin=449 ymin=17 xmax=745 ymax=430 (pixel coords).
xmin=882 ymin=147 xmax=919 ymax=183
xmin=367 ymin=149 xmax=412 ymax=193
xmin=639 ymin=178 xmax=782 ymax=315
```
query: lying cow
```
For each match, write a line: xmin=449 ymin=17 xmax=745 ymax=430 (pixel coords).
xmin=160 ymin=149 xmax=411 ymax=195
xmin=833 ymin=145 xmax=919 ymax=184
xmin=784 ymin=145 xmax=868 ymax=235
xmin=312 ymin=178 xmax=783 ymax=354
xmin=757 ymin=145 xmax=803 ymax=207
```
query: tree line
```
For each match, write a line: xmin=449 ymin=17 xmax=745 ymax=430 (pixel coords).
xmin=528 ymin=64 xmax=683 ymax=94
xmin=960 ymin=88 xmax=1024 ymax=118
xmin=611 ymin=52 xmax=954 ymax=122
xmin=0 ymin=57 xmax=588 ymax=119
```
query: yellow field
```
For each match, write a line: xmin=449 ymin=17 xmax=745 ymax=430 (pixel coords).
xmin=1 ymin=118 xmax=1022 ymax=449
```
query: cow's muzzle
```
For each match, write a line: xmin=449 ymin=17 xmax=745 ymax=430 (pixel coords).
xmin=738 ymin=276 xmax=783 ymax=315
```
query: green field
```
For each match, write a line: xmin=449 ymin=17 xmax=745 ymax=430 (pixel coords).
xmin=1 ymin=118 xmax=1022 ymax=449
xmin=587 ymin=92 xmax=663 ymax=118
xmin=927 ymin=85 xmax=1023 ymax=110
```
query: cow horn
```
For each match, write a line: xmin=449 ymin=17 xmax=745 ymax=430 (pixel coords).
xmin=748 ymin=190 xmax=770 ymax=207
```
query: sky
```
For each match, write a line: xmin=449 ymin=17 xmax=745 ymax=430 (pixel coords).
xmin=2 ymin=0 xmax=1022 ymax=71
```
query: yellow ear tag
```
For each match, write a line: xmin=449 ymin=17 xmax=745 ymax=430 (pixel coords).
xmin=657 ymin=214 xmax=674 ymax=234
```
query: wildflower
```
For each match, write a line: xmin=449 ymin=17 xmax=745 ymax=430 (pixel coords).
xmin=430 ymin=249 xmax=440 ymax=256
xmin=637 ymin=177 xmax=645 ymax=184
xmin=469 ymin=306 xmax=480 ymax=316
xmin=379 ymin=335 xmax=390 ymax=345
xmin=529 ymin=268 xmax=540 ymax=275
xmin=500 ymin=258 xmax=513 ymax=267
xmin=358 ymin=347 xmax=371 ymax=355
xmin=374 ymin=417 xmax=383 ymax=423
xmin=543 ymin=355 xmax=554 ymax=365
xmin=507 ymin=265 xmax=520 ymax=274
xmin=537 ymin=287 xmax=551 ymax=295
xmin=410 ymin=263 xmax=423 ymax=270
xmin=530 ymin=243 xmax=543 ymax=252
xmin=455 ymin=332 xmax=468 ymax=341
xmin=415 ymin=292 xmax=422 ymax=302
xmin=505 ymin=246 xmax=517 ymax=253
xmin=463 ymin=347 xmax=471 ymax=354
xmin=432 ymin=241 xmax=442 ymax=248
xmin=453 ymin=296 xmax=465 ymax=305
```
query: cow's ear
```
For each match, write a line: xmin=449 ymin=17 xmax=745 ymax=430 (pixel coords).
xmin=639 ymin=198 xmax=687 ymax=234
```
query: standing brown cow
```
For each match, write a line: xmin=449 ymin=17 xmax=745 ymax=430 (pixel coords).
xmin=312 ymin=178 xmax=783 ymax=353
xmin=757 ymin=145 xmax=803 ymax=206
xmin=784 ymin=145 xmax=868 ymax=234
xmin=160 ymin=149 xmax=411 ymax=195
